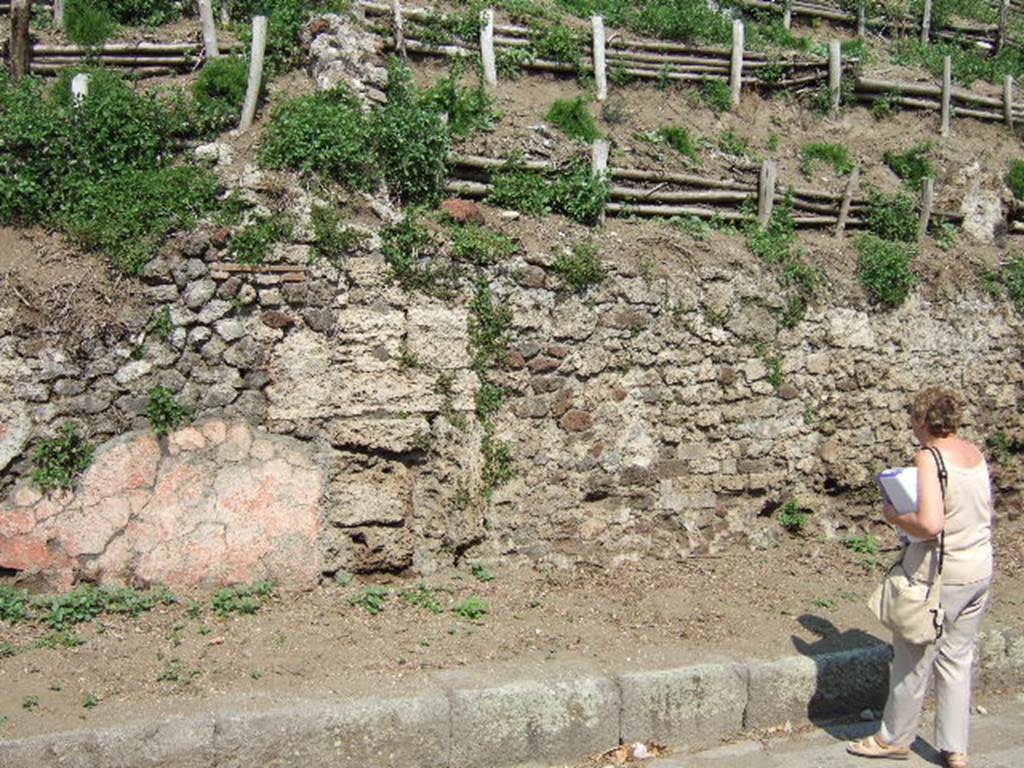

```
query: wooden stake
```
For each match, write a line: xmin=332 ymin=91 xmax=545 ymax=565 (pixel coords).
xmin=829 ymin=40 xmax=842 ymax=114
xmin=918 ymin=177 xmax=934 ymax=240
xmin=221 ymin=0 xmax=230 ymax=25
xmin=856 ymin=1 xmax=866 ymax=37
xmin=481 ymin=8 xmax=497 ymax=86
xmin=835 ymin=166 xmax=860 ymax=238
xmin=10 ymin=0 xmax=31 ymax=82
xmin=940 ymin=55 xmax=952 ymax=137
xmin=730 ymin=19 xmax=744 ymax=109
xmin=592 ymin=15 xmax=607 ymax=102
xmin=1005 ymin=75 xmax=1014 ymax=129
xmin=391 ymin=0 xmax=406 ymax=58
xmin=53 ymin=0 xmax=63 ymax=28
xmin=592 ymin=139 xmax=610 ymax=224
xmin=198 ymin=0 xmax=220 ymax=58
xmin=998 ymin=0 xmax=1010 ymax=54
xmin=921 ymin=0 xmax=932 ymax=44
xmin=71 ymin=72 xmax=89 ymax=105
xmin=783 ymin=0 xmax=792 ymax=30
xmin=757 ymin=159 xmax=777 ymax=226
xmin=240 ymin=15 xmax=267 ymax=131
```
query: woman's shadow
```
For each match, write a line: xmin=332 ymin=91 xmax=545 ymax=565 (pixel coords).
xmin=791 ymin=613 xmax=944 ymax=764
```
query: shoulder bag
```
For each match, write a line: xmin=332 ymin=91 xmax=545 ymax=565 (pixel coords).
xmin=867 ymin=446 xmax=948 ymax=645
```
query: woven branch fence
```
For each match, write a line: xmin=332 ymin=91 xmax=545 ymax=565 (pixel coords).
xmin=24 ymin=40 xmax=244 ymax=75
xmin=445 ymin=151 xmax=1019 ymax=240
xmin=364 ymin=4 xmax=1024 ymax=135
xmin=733 ymin=0 xmax=1019 ymax=50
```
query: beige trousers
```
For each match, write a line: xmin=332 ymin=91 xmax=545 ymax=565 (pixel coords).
xmin=879 ymin=578 xmax=991 ymax=754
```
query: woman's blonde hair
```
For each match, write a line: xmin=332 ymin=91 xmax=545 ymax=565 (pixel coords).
xmin=911 ymin=386 xmax=962 ymax=437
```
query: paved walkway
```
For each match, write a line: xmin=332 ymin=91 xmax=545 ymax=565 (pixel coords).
xmin=650 ymin=692 xmax=1024 ymax=768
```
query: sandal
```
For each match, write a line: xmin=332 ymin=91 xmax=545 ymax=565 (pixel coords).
xmin=846 ymin=734 xmax=910 ymax=760
xmin=942 ymin=751 xmax=968 ymax=768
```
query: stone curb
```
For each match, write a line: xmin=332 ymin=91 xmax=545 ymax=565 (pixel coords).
xmin=2 ymin=630 xmax=1022 ymax=768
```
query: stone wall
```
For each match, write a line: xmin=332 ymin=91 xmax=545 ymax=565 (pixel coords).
xmin=1 ymin=217 xmax=1022 ymax=584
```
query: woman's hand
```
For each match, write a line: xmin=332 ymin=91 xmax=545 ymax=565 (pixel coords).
xmin=881 ymin=500 xmax=902 ymax=527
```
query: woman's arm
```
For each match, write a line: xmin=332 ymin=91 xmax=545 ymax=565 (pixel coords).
xmin=881 ymin=449 xmax=945 ymax=538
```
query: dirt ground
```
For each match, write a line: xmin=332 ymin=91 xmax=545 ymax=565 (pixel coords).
xmin=1 ymin=518 xmax=1022 ymax=740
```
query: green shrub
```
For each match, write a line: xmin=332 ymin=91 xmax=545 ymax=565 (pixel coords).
xmin=747 ymin=200 xmax=795 ymax=265
xmin=453 ymin=595 xmax=489 ymax=620
xmin=545 ymin=95 xmax=601 ymax=142
xmin=855 ymin=233 xmax=917 ymax=308
xmin=489 ymin=159 xmax=552 ymax=216
xmin=65 ymin=0 xmax=117 ymax=48
xmin=1005 ymin=256 xmax=1024 ymax=312
xmin=349 ymin=585 xmax=389 ymax=614
xmin=699 ymin=79 xmax=732 ymax=113
xmin=468 ymin=281 xmax=513 ymax=372
xmin=551 ymin=240 xmax=606 ymax=293
xmin=212 ymin=580 xmax=274 ymax=615
xmin=400 ymin=585 xmax=446 ymax=614
xmin=550 ymin=156 xmax=609 ymax=224
xmin=800 ymin=142 xmax=853 ymax=176
xmin=422 ymin=59 xmax=496 ymax=138
xmin=311 ymin=204 xmax=368 ymax=262
xmin=717 ymin=129 xmax=752 ymax=157
xmin=234 ymin=0 xmax=351 ymax=76
xmin=191 ymin=56 xmax=251 ymax=136
xmin=61 ymin=166 xmax=221 ymax=274
xmin=374 ymin=62 xmax=450 ymax=204
xmin=530 ymin=25 xmax=585 ymax=66
xmin=381 ymin=212 xmax=453 ymax=294
xmin=1007 ymin=159 xmax=1024 ymax=200
xmin=260 ymin=87 xmax=377 ymax=189
xmin=0 ymin=586 xmax=30 ymax=625
xmin=777 ymin=499 xmax=808 ymax=533
xmin=229 ymin=213 xmax=293 ymax=264
xmin=842 ymin=534 xmax=880 ymax=555
xmin=31 ymin=422 xmax=95 ymax=492
xmin=865 ymin=190 xmax=918 ymax=243
xmin=884 ymin=142 xmax=934 ymax=188
xmin=147 ymin=385 xmax=190 ymax=436
xmin=449 ymin=223 xmax=518 ymax=266
xmin=870 ymin=92 xmax=898 ymax=119
xmin=656 ymin=126 xmax=699 ymax=162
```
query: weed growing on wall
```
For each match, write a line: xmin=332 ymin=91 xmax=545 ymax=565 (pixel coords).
xmin=855 ymin=233 xmax=918 ymax=308
xmin=545 ymin=95 xmax=601 ymax=142
xmin=311 ymin=204 xmax=369 ymax=262
xmin=448 ymin=222 xmax=519 ymax=266
xmin=1003 ymin=256 xmax=1024 ymax=312
xmin=30 ymin=422 xmax=95 ymax=492
xmin=382 ymin=212 xmax=457 ymax=296
xmin=777 ymin=499 xmax=808 ymax=533
xmin=229 ymin=213 xmax=294 ymax=265
xmin=551 ymin=240 xmax=606 ymax=293
xmin=147 ymin=386 xmax=190 ymax=436
xmin=884 ymin=143 xmax=935 ymax=188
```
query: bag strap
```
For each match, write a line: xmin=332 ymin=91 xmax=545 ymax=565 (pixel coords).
xmin=924 ymin=445 xmax=947 ymax=576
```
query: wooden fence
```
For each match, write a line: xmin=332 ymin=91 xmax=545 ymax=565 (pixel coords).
xmin=734 ymin=0 xmax=1018 ymax=50
xmin=445 ymin=152 xmax=980 ymax=238
xmin=25 ymin=40 xmax=244 ymax=76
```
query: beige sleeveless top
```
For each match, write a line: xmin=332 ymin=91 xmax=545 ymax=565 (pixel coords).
xmin=903 ymin=450 xmax=994 ymax=586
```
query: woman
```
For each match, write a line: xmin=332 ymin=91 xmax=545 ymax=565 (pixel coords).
xmin=848 ymin=387 xmax=995 ymax=768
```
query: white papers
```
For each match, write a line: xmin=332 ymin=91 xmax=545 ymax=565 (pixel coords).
xmin=877 ymin=467 xmax=918 ymax=515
